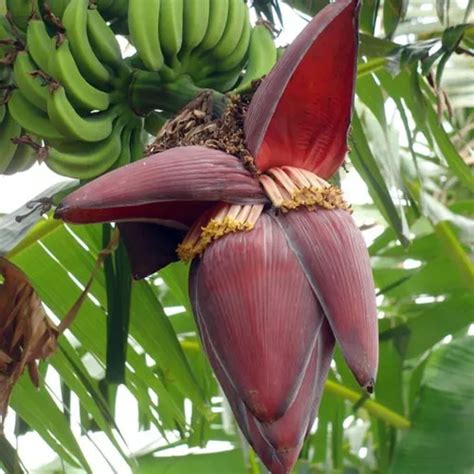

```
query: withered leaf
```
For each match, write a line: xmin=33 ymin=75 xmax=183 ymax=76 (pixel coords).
xmin=0 ymin=258 xmax=58 ymax=428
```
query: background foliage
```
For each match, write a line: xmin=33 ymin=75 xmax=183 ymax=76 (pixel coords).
xmin=0 ymin=0 xmax=473 ymax=472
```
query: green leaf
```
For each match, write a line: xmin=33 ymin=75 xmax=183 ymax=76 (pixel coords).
xmin=436 ymin=25 xmax=470 ymax=86
xmin=424 ymin=90 xmax=474 ymax=189
xmin=0 ymin=435 xmax=24 ymax=474
xmin=137 ymin=449 xmax=247 ymax=474
xmin=383 ymin=0 xmax=408 ymax=37
xmin=391 ymin=336 xmax=474 ymax=473
xmin=360 ymin=0 xmax=380 ymax=34
xmin=10 ymin=373 xmax=90 ymax=471
xmin=349 ymin=112 xmax=409 ymax=244
xmin=0 ymin=182 xmax=77 ymax=256
xmin=105 ymin=232 xmax=132 ymax=384
xmin=380 ymin=294 xmax=474 ymax=359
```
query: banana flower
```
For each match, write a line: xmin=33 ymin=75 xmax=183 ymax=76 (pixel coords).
xmin=56 ymin=1 xmax=378 ymax=472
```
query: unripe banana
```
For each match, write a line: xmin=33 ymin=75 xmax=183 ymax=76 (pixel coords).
xmin=94 ymin=0 xmax=114 ymax=12
xmin=129 ymin=122 xmax=146 ymax=162
xmin=47 ymin=85 xmax=115 ymax=142
xmin=87 ymin=7 xmax=123 ymax=68
xmin=48 ymin=38 xmax=110 ymax=111
xmin=277 ymin=46 xmax=287 ymax=61
xmin=100 ymin=0 xmax=128 ymax=20
xmin=13 ymin=51 xmax=49 ymax=111
xmin=46 ymin=117 xmax=125 ymax=179
xmin=190 ymin=1 xmax=249 ymax=80
xmin=196 ymin=62 xmax=244 ymax=93
xmin=26 ymin=19 xmax=55 ymax=74
xmin=199 ymin=0 xmax=229 ymax=52
xmin=235 ymin=24 xmax=277 ymax=93
xmin=144 ymin=111 xmax=167 ymax=136
xmin=113 ymin=125 xmax=132 ymax=169
xmin=0 ymin=104 xmax=6 ymax=123
xmin=6 ymin=0 xmax=36 ymax=31
xmin=0 ymin=16 xmax=16 ymax=60
xmin=211 ymin=0 xmax=246 ymax=60
xmin=128 ymin=0 xmax=163 ymax=72
xmin=181 ymin=0 xmax=209 ymax=53
xmin=8 ymin=89 xmax=66 ymax=141
xmin=159 ymin=0 xmax=183 ymax=62
xmin=0 ymin=110 xmax=21 ymax=173
xmin=62 ymin=0 xmax=111 ymax=88
xmin=4 ymin=138 xmax=37 ymax=175
xmin=214 ymin=7 xmax=250 ymax=72
xmin=38 ymin=0 xmax=71 ymax=18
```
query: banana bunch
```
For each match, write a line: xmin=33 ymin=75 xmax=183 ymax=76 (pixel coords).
xmin=2 ymin=0 xmax=149 ymax=179
xmin=2 ymin=0 xmax=279 ymax=179
xmin=126 ymin=0 xmax=276 ymax=93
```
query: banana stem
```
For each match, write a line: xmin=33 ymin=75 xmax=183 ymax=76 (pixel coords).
xmin=325 ymin=380 xmax=411 ymax=430
xmin=129 ymin=71 xmax=227 ymax=116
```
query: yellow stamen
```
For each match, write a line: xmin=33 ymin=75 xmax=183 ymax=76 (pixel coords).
xmin=177 ymin=204 xmax=265 ymax=261
xmin=260 ymin=166 xmax=350 ymax=213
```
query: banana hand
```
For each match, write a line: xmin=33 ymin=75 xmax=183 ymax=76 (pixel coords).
xmin=62 ymin=0 xmax=111 ymax=88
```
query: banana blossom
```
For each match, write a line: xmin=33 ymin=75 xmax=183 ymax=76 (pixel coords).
xmin=56 ymin=1 xmax=378 ymax=472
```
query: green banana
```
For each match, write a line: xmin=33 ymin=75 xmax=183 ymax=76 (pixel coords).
xmin=8 ymin=89 xmax=66 ymax=141
xmin=48 ymin=38 xmax=110 ymax=111
xmin=235 ymin=24 xmax=276 ymax=93
xmin=94 ymin=0 xmax=114 ymax=12
xmin=214 ymin=6 xmax=250 ymax=72
xmin=196 ymin=61 xmax=244 ymax=93
xmin=6 ymin=0 xmax=36 ymax=31
xmin=13 ymin=51 xmax=49 ymax=111
xmin=189 ymin=1 xmax=249 ymax=80
xmin=159 ymin=0 xmax=183 ymax=62
xmin=39 ymin=0 xmax=71 ymax=18
xmin=199 ymin=0 xmax=229 ymax=51
xmin=62 ymin=0 xmax=111 ymax=88
xmin=101 ymin=0 xmax=128 ymax=20
xmin=26 ymin=19 xmax=55 ymax=74
xmin=0 ymin=16 xmax=16 ymax=60
xmin=87 ymin=7 xmax=123 ymax=68
xmin=47 ymin=85 xmax=115 ymax=142
xmin=129 ymin=122 xmax=146 ymax=162
xmin=181 ymin=0 xmax=209 ymax=53
xmin=4 ymin=138 xmax=37 ymax=175
xmin=144 ymin=110 xmax=167 ymax=136
xmin=211 ymin=0 xmax=246 ymax=60
xmin=0 ymin=66 xmax=12 ymax=85
xmin=128 ymin=0 xmax=163 ymax=72
xmin=113 ymin=125 xmax=132 ymax=169
xmin=277 ymin=46 xmax=287 ymax=61
xmin=0 ymin=110 xmax=21 ymax=173
xmin=46 ymin=118 xmax=125 ymax=179
xmin=0 ymin=104 xmax=6 ymax=123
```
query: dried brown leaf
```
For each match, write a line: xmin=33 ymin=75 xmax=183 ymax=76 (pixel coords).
xmin=0 ymin=258 xmax=58 ymax=428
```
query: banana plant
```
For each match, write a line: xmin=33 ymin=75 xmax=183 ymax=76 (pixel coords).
xmin=0 ymin=0 xmax=473 ymax=472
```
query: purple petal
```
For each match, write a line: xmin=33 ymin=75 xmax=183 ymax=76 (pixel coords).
xmin=117 ymin=223 xmax=185 ymax=279
xmin=190 ymin=212 xmax=323 ymax=422
xmin=277 ymin=208 xmax=378 ymax=390
xmin=245 ymin=0 xmax=359 ymax=178
xmin=55 ymin=146 xmax=267 ymax=227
